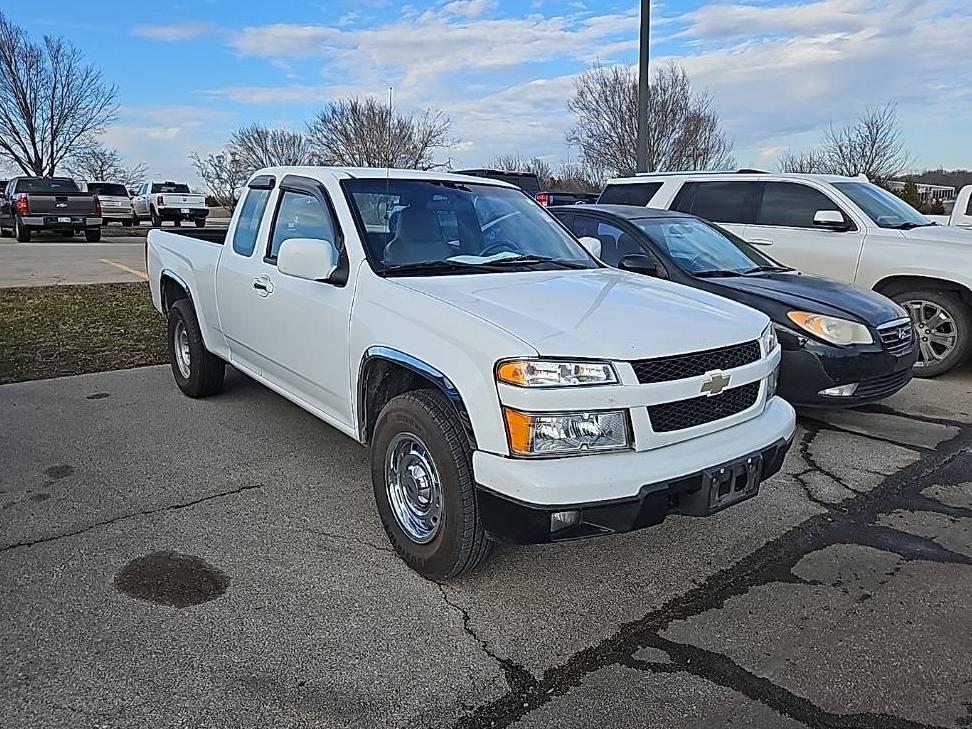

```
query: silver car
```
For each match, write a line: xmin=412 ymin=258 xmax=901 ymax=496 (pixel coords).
xmin=80 ymin=181 xmax=135 ymax=226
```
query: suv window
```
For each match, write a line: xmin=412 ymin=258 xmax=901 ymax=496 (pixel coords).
xmin=232 ymin=187 xmax=272 ymax=256
xmin=598 ymin=182 xmax=662 ymax=206
xmin=757 ymin=182 xmax=844 ymax=228
xmin=671 ymin=181 xmax=755 ymax=224
xmin=268 ymin=190 xmax=337 ymax=261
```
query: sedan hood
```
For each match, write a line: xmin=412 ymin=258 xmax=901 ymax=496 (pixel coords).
xmin=393 ymin=268 xmax=768 ymax=360
xmin=710 ymin=272 xmax=904 ymax=327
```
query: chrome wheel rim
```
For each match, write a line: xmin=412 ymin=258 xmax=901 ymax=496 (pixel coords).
xmin=174 ymin=320 xmax=191 ymax=378
xmin=385 ymin=433 xmax=442 ymax=544
xmin=905 ymin=299 xmax=957 ymax=367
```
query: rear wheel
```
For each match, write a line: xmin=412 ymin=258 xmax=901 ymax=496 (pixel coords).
xmin=166 ymin=299 xmax=225 ymax=397
xmin=0 ymin=227 xmax=11 ymax=238
xmin=195 ymin=219 xmax=206 ymax=228
xmin=150 ymin=207 xmax=162 ymax=227
xmin=122 ymin=218 xmax=133 ymax=227
xmin=371 ymin=389 xmax=492 ymax=579
xmin=84 ymin=227 xmax=101 ymax=243
xmin=14 ymin=217 xmax=30 ymax=242
xmin=893 ymin=289 xmax=971 ymax=377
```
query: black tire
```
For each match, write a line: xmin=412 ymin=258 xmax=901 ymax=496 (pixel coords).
xmin=0 ymin=227 xmax=11 ymax=238
xmin=14 ymin=217 xmax=30 ymax=242
xmin=371 ymin=390 xmax=492 ymax=579
xmin=892 ymin=288 xmax=971 ymax=377
xmin=150 ymin=207 xmax=162 ymax=227
xmin=61 ymin=230 xmax=74 ymax=238
xmin=174 ymin=220 xmax=181 ymax=228
xmin=132 ymin=212 xmax=140 ymax=225
xmin=122 ymin=218 xmax=133 ymax=227
xmin=195 ymin=219 xmax=206 ymax=228
xmin=84 ymin=227 xmax=101 ymax=243
xmin=166 ymin=299 xmax=225 ymax=397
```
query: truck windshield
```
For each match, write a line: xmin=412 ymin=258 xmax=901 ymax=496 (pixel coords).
xmin=832 ymin=181 xmax=932 ymax=229
xmin=88 ymin=183 xmax=129 ymax=197
xmin=344 ymin=179 xmax=597 ymax=274
xmin=151 ymin=183 xmax=191 ymax=194
xmin=14 ymin=178 xmax=80 ymax=194
xmin=634 ymin=217 xmax=785 ymax=275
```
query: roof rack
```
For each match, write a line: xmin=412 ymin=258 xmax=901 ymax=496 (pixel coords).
xmin=633 ymin=170 xmax=730 ymax=177
xmin=736 ymin=168 xmax=769 ymax=174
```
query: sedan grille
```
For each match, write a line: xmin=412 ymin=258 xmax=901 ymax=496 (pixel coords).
xmin=647 ymin=382 xmax=760 ymax=433
xmin=877 ymin=320 xmax=915 ymax=356
xmin=631 ymin=341 xmax=761 ymax=385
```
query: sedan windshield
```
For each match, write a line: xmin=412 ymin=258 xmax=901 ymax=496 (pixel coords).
xmin=633 ymin=217 xmax=784 ymax=275
xmin=344 ymin=179 xmax=597 ymax=274
xmin=832 ymin=181 xmax=931 ymax=229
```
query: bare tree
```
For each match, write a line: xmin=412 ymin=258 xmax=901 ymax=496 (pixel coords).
xmin=189 ymin=150 xmax=246 ymax=210
xmin=552 ymin=162 xmax=603 ymax=193
xmin=0 ymin=12 xmax=117 ymax=176
xmin=567 ymin=62 xmax=734 ymax=177
xmin=228 ymin=123 xmax=313 ymax=174
xmin=306 ymin=97 xmax=453 ymax=169
xmin=777 ymin=104 xmax=912 ymax=183
xmin=64 ymin=141 xmax=147 ymax=186
xmin=488 ymin=154 xmax=554 ymax=187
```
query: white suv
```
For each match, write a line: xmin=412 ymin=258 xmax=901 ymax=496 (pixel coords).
xmin=600 ymin=172 xmax=972 ymax=376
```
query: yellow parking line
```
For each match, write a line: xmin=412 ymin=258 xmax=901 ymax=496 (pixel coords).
xmin=99 ymin=259 xmax=148 ymax=280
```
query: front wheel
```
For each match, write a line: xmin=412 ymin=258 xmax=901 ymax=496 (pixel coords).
xmin=371 ymin=390 xmax=492 ymax=579
xmin=166 ymin=299 xmax=225 ymax=397
xmin=893 ymin=289 xmax=971 ymax=377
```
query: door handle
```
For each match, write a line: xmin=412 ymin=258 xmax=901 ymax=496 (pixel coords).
xmin=252 ymin=276 xmax=274 ymax=296
xmin=749 ymin=238 xmax=774 ymax=247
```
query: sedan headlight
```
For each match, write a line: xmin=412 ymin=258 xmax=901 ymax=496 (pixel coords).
xmin=496 ymin=359 xmax=618 ymax=387
xmin=760 ymin=323 xmax=778 ymax=355
xmin=786 ymin=312 xmax=873 ymax=346
xmin=503 ymin=408 xmax=629 ymax=456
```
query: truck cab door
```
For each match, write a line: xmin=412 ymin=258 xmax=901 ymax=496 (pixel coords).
xmin=216 ymin=175 xmax=355 ymax=429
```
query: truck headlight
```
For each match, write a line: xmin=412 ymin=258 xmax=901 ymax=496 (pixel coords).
xmin=496 ymin=359 xmax=618 ymax=387
xmin=503 ymin=408 xmax=629 ymax=456
xmin=786 ymin=312 xmax=872 ymax=346
xmin=760 ymin=323 xmax=778 ymax=355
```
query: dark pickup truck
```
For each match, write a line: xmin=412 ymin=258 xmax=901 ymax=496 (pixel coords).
xmin=0 ymin=177 xmax=103 ymax=242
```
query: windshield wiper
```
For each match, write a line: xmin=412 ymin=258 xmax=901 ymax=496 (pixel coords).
xmin=486 ymin=255 xmax=590 ymax=269
xmin=694 ymin=269 xmax=743 ymax=277
xmin=887 ymin=221 xmax=934 ymax=230
xmin=381 ymin=260 xmax=503 ymax=276
xmin=742 ymin=264 xmax=795 ymax=274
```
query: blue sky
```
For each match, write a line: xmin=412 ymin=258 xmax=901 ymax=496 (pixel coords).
xmin=16 ymin=0 xmax=972 ymax=184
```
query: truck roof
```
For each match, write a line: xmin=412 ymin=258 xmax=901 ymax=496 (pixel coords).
xmin=250 ymin=166 xmax=519 ymax=189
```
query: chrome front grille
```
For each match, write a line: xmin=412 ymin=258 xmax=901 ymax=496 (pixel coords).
xmin=878 ymin=320 xmax=915 ymax=356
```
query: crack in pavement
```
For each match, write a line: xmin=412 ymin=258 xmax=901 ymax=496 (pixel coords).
xmin=448 ymin=413 xmax=972 ymax=729
xmin=0 ymin=483 xmax=265 ymax=554
xmin=858 ymin=404 xmax=968 ymax=429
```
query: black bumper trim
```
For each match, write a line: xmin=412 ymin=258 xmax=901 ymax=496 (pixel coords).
xmin=476 ymin=436 xmax=793 ymax=545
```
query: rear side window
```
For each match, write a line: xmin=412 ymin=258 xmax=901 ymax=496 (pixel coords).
xmin=598 ymin=183 xmax=662 ymax=206
xmin=268 ymin=190 xmax=338 ymax=261
xmin=231 ymin=187 xmax=272 ymax=256
xmin=672 ymin=181 xmax=755 ymax=224
xmin=757 ymin=182 xmax=844 ymax=228
xmin=14 ymin=178 xmax=80 ymax=194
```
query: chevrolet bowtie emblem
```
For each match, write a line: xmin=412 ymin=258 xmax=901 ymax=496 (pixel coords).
xmin=701 ymin=372 xmax=731 ymax=396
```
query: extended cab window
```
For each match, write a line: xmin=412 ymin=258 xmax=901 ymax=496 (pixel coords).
xmin=232 ymin=187 xmax=272 ymax=256
xmin=672 ymin=181 xmax=755 ymax=224
xmin=757 ymin=182 xmax=847 ymax=229
xmin=151 ymin=182 xmax=191 ymax=194
xmin=598 ymin=182 xmax=662 ymax=206
xmin=268 ymin=190 xmax=338 ymax=261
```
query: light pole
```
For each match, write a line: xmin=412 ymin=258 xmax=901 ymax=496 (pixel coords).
xmin=636 ymin=0 xmax=650 ymax=173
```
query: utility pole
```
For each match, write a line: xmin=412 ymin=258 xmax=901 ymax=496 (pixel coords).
xmin=636 ymin=0 xmax=651 ymax=173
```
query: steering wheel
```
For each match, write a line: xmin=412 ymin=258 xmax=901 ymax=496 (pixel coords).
xmin=479 ymin=240 xmax=519 ymax=257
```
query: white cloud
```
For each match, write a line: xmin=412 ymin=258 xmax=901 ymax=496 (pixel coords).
xmin=132 ymin=21 xmax=217 ymax=42
xmin=441 ymin=0 xmax=495 ymax=18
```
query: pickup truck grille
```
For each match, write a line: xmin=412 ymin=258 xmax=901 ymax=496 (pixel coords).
xmin=647 ymin=382 xmax=760 ymax=433
xmin=631 ymin=341 xmax=761 ymax=384
xmin=877 ymin=320 xmax=915 ymax=356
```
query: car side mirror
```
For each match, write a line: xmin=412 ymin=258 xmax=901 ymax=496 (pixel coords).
xmin=578 ymin=236 xmax=601 ymax=258
xmin=813 ymin=210 xmax=850 ymax=231
xmin=619 ymin=254 xmax=667 ymax=279
xmin=277 ymin=237 xmax=339 ymax=282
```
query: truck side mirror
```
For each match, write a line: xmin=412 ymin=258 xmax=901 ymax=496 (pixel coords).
xmin=277 ymin=237 xmax=339 ymax=282
xmin=813 ymin=210 xmax=850 ymax=231
xmin=619 ymin=254 xmax=667 ymax=279
xmin=578 ymin=236 xmax=601 ymax=258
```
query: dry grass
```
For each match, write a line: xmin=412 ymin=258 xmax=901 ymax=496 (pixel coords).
xmin=0 ymin=283 xmax=167 ymax=384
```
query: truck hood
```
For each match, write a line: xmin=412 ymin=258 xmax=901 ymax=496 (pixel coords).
xmin=393 ymin=268 xmax=768 ymax=360
xmin=709 ymin=272 xmax=905 ymax=327
xmin=899 ymin=224 xmax=972 ymax=246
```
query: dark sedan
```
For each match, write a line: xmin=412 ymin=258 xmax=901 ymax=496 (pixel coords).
xmin=551 ymin=204 xmax=918 ymax=407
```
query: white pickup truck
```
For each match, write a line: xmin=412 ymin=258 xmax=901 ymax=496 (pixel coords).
xmin=147 ymin=167 xmax=795 ymax=578
xmin=601 ymin=171 xmax=972 ymax=376
xmin=133 ymin=180 xmax=208 ymax=227
xmin=928 ymin=185 xmax=972 ymax=229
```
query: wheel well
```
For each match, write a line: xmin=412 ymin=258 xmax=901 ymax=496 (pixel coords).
xmin=358 ymin=357 xmax=476 ymax=448
xmin=873 ymin=276 xmax=972 ymax=307
xmin=160 ymin=274 xmax=190 ymax=314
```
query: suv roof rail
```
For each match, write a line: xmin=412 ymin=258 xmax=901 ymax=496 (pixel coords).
xmin=736 ymin=168 xmax=769 ymax=174
xmin=632 ymin=170 xmax=731 ymax=177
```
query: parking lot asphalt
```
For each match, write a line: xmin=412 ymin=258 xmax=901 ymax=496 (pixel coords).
xmin=1 ymin=365 xmax=971 ymax=728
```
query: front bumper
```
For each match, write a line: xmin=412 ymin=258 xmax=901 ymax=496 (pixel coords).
xmin=777 ymin=336 xmax=917 ymax=407
xmin=472 ymin=396 xmax=795 ymax=543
